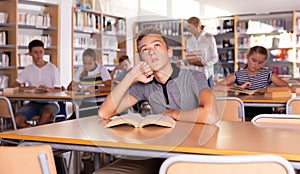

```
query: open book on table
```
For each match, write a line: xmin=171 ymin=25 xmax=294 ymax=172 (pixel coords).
xmin=229 ymin=86 xmax=266 ymax=95
xmin=24 ymin=88 xmax=47 ymax=94
xmin=105 ymin=113 xmax=176 ymax=128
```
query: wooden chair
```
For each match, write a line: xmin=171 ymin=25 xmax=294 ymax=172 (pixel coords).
xmin=286 ymin=98 xmax=300 ymax=114
xmin=251 ymin=114 xmax=300 ymax=169
xmin=251 ymin=114 xmax=300 ymax=125
xmin=216 ymin=97 xmax=245 ymax=122
xmin=0 ymin=145 xmax=57 ymax=174
xmin=159 ymin=154 xmax=296 ymax=174
xmin=0 ymin=96 xmax=17 ymax=131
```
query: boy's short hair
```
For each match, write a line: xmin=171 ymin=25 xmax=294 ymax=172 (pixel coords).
xmin=118 ymin=55 xmax=129 ymax=64
xmin=28 ymin=39 xmax=44 ymax=52
xmin=136 ymin=27 xmax=168 ymax=52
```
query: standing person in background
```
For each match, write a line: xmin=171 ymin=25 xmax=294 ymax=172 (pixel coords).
xmin=67 ymin=48 xmax=111 ymax=119
xmin=214 ymin=45 xmax=289 ymax=119
xmin=186 ymin=16 xmax=218 ymax=88
xmin=14 ymin=39 xmax=62 ymax=128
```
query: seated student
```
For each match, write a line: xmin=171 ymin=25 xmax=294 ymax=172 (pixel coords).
xmin=96 ymin=27 xmax=219 ymax=174
xmin=110 ymin=55 xmax=131 ymax=83
xmin=214 ymin=45 xmax=290 ymax=119
xmin=67 ymin=48 xmax=111 ymax=119
xmin=14 ymin=39 xmax=62 ymax=128
xmin=110 ymin=55 xmax=150 ymax=114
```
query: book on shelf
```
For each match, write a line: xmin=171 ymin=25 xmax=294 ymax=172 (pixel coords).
xmin=0 ymin=30 xmax=7 ymax=45
xmin=0 ymin=52 xmax=10 ymax=67
xmin=0 ymin=75 xmax=9 ymax=90
xmin=0 ymin=12 xmax=8 ymax=23
xmin=24 ymin=88 xmax=47 ymax=94
xmin=105 ymin=113 xmax=176 ymax=128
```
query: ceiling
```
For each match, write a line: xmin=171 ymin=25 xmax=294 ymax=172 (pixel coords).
xmin=199 ymin=0 xmax=300 ymax=15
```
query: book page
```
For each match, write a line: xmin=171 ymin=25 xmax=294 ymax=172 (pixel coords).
xmin=230 ymin=86 xmax=266 ymax=95
xmin=139 ymin=114 xmax=176 ymax=128
xmin=105 ymin=113 xmax=143 ymax=128
xmin=24 ymin=88 xmax=47 ymax=94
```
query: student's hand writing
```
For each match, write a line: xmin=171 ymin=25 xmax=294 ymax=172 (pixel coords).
xmin=130 ymin=61 xmax=154 ymax=84
xmin=240 ymin=82 xmax=251 ymax=89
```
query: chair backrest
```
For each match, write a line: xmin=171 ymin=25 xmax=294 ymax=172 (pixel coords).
xmin=0 ymin=145 xmax=57 ymax=174
xmin=0 ymin=96 xmax=17 ymax=130
xmin=286 ymin=98 xmax=300 ymax=114
xmin=159 ymin=154 xmax=295 ymax=174
xmin=251 ymin=114 xmax=300 ymax=125
xmin=216 ymin=97 xmax=245 ymax=122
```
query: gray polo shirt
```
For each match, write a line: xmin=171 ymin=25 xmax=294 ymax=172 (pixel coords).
xmin=128 ymin=63 xmax=209 ymax=114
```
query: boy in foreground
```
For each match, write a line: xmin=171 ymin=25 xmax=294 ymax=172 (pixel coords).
xmin=96 ymin=27 xmax=219 ymax=174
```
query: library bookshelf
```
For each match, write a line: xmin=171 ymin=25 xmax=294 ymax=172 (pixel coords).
xmin=0 ymin=0 xmax=60 ymax=88
xmin=134 ymin=10 xmax=300 ymax=79
xmin=133 ymin=19 xmax=186 ymax=65
xmin=71 ymin=7 xmax=127 ymax=76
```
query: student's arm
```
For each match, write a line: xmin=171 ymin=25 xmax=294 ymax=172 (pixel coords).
xmin=14 ymin=81 xmax=27 ymax=92
xmin=98 ymin=79 xmax=112 ymax=93
xmin=99 ymin=61 xmax=154 ymax=120
xmin=110 ymin=64 xmax=121 ymax=78
xmin=38 ymin=85 xmax=62 ymax=92
xmin=271 ymin=73 xmax=290 ymax=88
xmin=163 ymin=89 xmax=220 ymax=125
xmin=213 ymin=74 xmax=235 ymax=91
xmin=67 ymin=81 xmax=81 ymax=91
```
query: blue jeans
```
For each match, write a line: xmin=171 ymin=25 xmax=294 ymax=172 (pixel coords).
xmin=207 ymin=75 xmax=213 ymax=89
xmin=16 ymin=102 xmax=60 ymax=120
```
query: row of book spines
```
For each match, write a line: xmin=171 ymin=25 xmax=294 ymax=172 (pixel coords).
xmin=237 ymin=33 xmax=294 ymax=48
xmin=18 ymin=12 xmax=51 ymax=27
xmin=18 ymin=34 xmax=52 ymax=47
xmin=136 ymin=21 xmax=182 ymax=36
xmin=0 ymin=31 xmax=52 ymax=47
xmin=18 ymin=54 xmax=51 ymax=67
xmin=0 ymin=53 xmax=51 ymax=67
xmin=237 ymin=19 xmax=286 ymax=32
xmin=74 ymin=12 xmax=126 ymax=34
xmin=74 ymin=36 xmax=119 ymax=49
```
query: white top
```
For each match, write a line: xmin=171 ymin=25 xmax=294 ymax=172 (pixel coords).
xmin=17 ymin=62 xmax=61 ymax=88
xmin=186 ymin=31 xmax=218 ymax=79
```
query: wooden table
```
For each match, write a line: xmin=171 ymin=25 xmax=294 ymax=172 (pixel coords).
xmin=1 ymin=116 xmax=300 ymax=161
xmin=215 ymin=91 xmax=296 ymax=107
xmin=1 ymin=91 xmax=109 ymax=118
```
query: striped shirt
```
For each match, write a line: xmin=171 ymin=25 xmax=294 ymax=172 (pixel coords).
xmin=234 ymin=68 xmax=272 ymax=90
